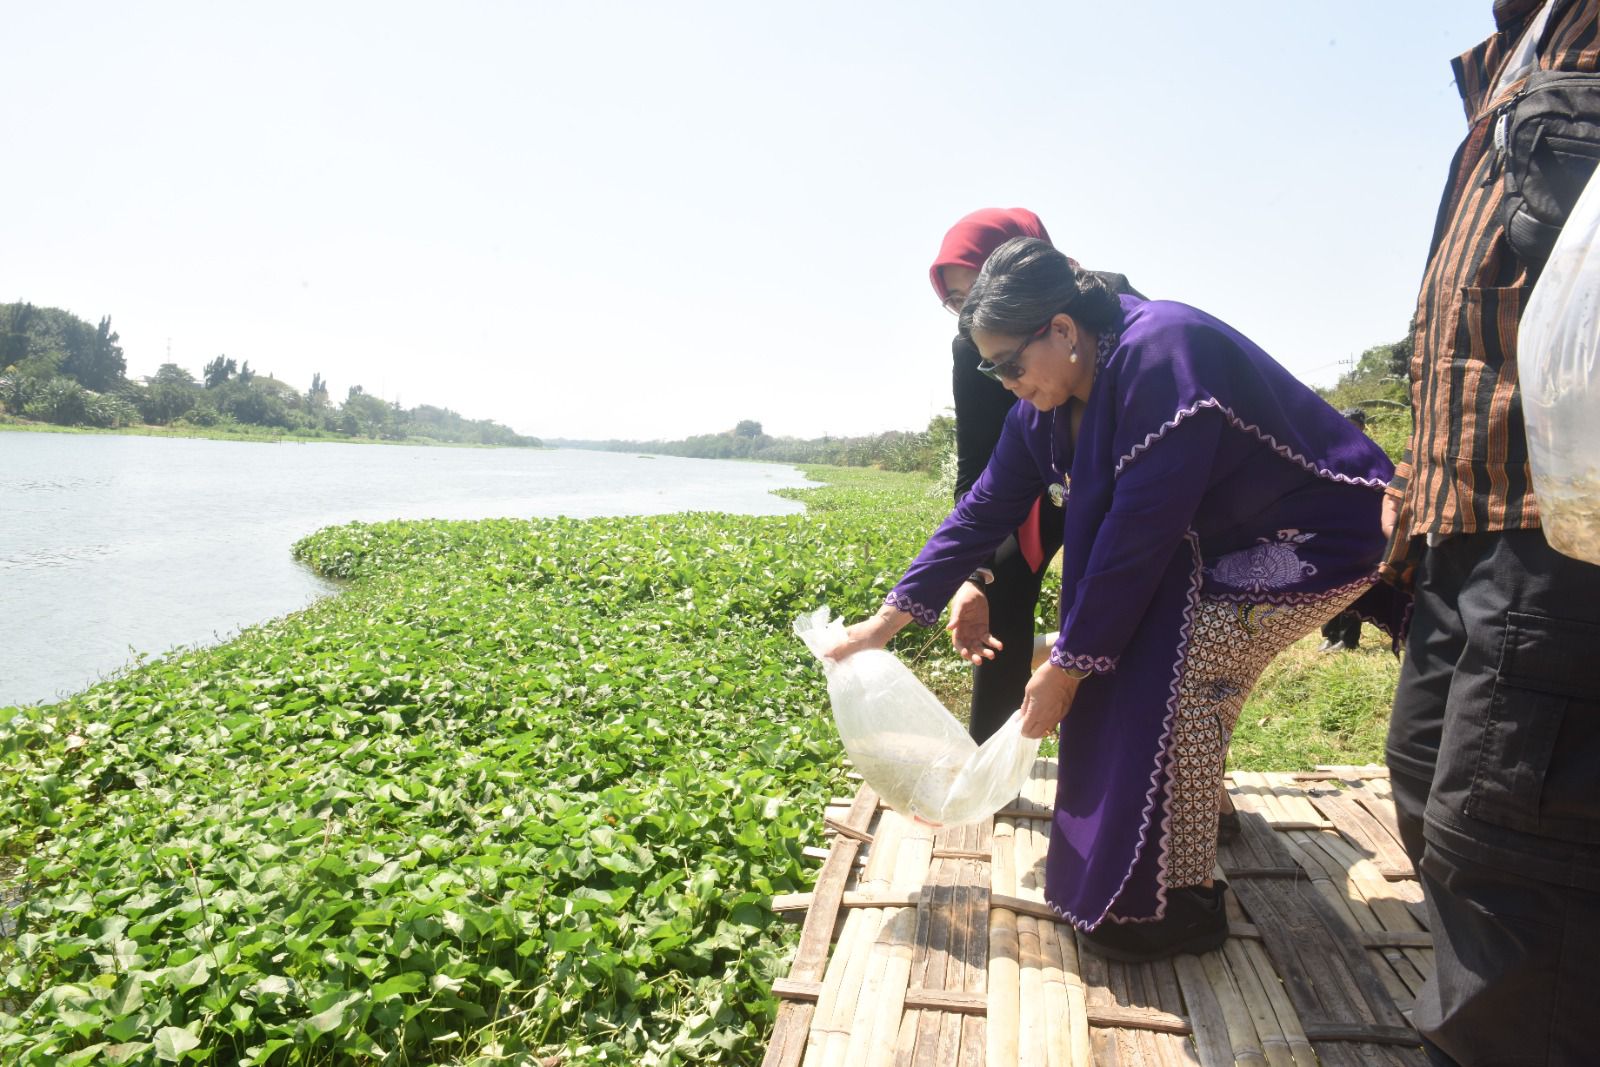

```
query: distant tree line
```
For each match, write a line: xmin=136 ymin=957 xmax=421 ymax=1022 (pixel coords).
xmin=553 ymin=415 xmax=958 ymax=474
xmin=0 ymin=303 xmax=539 ymax=446
xmin=561 ymin=337 xmax=1413 ymax=478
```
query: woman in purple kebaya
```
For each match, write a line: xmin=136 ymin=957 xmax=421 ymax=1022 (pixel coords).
xmin=827 ymin=237 xmax=1405 ymax=962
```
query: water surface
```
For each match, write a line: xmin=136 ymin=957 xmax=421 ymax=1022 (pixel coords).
xmin=0 ymin=433 xmax=812 ymax=706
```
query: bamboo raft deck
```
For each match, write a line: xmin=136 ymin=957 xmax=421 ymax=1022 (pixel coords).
xmin=764 ymin=760 xmax=1429 ymax=1067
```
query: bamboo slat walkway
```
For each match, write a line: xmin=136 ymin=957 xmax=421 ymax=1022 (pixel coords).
xmin=764 ymin=760 xmax=1429 ymax=1067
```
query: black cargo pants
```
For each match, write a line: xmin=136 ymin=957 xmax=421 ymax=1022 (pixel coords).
xmin=1386 ymin=530 xmax=1600 ymax=1067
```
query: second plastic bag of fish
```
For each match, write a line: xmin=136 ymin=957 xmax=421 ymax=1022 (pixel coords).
xmin=794 ymin=607 xmax=1042 ymax=826
xmin=1521 ymin=162 xmax=1600 ymax=565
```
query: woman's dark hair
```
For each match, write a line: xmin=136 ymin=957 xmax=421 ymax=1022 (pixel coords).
xmin=957 ymin=236 xmax=1124 ymax=339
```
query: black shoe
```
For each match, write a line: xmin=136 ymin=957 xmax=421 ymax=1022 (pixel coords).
xmin=1080 ymin=882 xmax=1230 ymax=963
xmin=1217 ymin=807 xmax=1242 ymax=843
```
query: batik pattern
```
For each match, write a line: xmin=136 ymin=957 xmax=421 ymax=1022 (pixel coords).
xmin=1162 ymin=584 xmax=1364 ymax=888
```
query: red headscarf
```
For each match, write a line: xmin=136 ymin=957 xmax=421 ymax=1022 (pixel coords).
xmin=928 ymin=207 xmax=1054 ymax=303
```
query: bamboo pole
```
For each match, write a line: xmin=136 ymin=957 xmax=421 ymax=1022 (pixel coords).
xmin=989 ymin=814 xmax=1021 ymax=1067
xmin=1055 ymin=918 xmax=1092 ymax=1067
xmin=1171 ymin=953 xmax=1235 ymax=1067
xmin=1231 ymin=771 xmax=1293 ymax=827
xmin=1263 ymin=773 xmax=1326 ymax=828
xmin=1197 ymin=949 xmax=1267 ymax=1067
xmin=853 ymin=815 xmax=933 ymax=1067
xmin=1238 ymin=940 xmax=1316 ymax=1067
xmin=1018 ymin=805 xmax=1071 ymax=1067
xmin=1289 ymin=830 xmax=1426 ymax=998
xmin=1220 ymin=939 xmax=1294 ymax=1067
xmin=1038 ymin=903 xmax=1071 ymax=1067
xmin=808 ymin=808 xmax=905 ymax=1067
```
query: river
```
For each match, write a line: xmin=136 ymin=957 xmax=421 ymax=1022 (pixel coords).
xmin=0 ymin=432 xmax=813 ymax=707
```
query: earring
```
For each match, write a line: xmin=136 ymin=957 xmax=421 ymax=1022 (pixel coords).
xmin=1069 ymin=350 xmax=1079 ymax=364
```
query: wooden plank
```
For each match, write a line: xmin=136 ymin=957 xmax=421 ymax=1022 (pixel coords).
xmin=1222 ymin=866 xmax=1310 ymax=879
xmin=825 ymin=815 xmax=874 ymax=844
xmin=762 ymin=1003 xmax=816 ymax=1067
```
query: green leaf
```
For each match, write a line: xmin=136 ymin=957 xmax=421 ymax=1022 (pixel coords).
xmin=303 ymin=991 xmax=361 ymax=1035
xmin=107 ymin=974 xmax=146 ymax=1016
xmin=153 ymin=1026 xmax=200 ymax=1061
xmin=370 ymin=972 xmax=425 ymax=1002
xmin=168 ymin=956 xmax=210 ymax=991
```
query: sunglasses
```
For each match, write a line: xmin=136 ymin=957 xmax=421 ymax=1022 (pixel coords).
xmin=941 ymin=291 xmax=966 ymax=315
xmin=977 ymin=322 xmax=1050 ymax=383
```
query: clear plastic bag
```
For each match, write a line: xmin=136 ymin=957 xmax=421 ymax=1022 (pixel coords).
xmin=793 ymin=607 xmax=1042 ymax=826
xmin=1521 ymin=162 xmax=1600 ymax=565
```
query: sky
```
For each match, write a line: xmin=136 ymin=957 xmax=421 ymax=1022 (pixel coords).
xmin=1 ymin=2 xmax=1495 ymax=442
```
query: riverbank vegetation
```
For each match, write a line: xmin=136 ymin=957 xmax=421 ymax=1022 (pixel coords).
xmin=0 ymin=303 xmax=539 ymax=447
xmin=554 ymin=336 xmax=1411 ymax=474
xmin=553 ymin=415 xmax=959 ymax=474
xmin=0 ymin=466 xmax=1398 ymax=1065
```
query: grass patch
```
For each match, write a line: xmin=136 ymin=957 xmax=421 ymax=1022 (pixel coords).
xmin=1231 ymin=628 xmax=1400 ymax=770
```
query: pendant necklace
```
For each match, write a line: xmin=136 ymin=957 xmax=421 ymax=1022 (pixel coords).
xmin=1048 ymin=404 xmax=1069 ymax=507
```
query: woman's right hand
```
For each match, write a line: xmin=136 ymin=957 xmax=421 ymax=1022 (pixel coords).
xmin=824 ymin=606 xmax=912 ymax=662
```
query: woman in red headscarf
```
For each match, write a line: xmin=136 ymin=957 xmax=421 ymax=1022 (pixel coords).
xmin=931 ymin=209 xmax=1141 ymax=742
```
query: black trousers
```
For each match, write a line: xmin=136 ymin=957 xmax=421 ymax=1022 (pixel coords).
xmin=1320 ymin=609 xmax=1362 ymax=648
xmin=1386 ymin=530 xmax=1600 ymax=1067
xmin=969 ymin=532 xmax=1049 ymax=744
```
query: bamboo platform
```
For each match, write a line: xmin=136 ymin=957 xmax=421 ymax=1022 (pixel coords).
xmin=764 ymin=760 xmax=1429 ymax=1067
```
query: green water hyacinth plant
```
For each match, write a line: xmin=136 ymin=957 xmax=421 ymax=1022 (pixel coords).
xmin=0 ymin=468 xmax=951 ymax=1065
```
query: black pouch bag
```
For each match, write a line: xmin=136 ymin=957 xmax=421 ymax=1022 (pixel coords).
xmin=1495 ymin=70 xmax=1600 ymax=273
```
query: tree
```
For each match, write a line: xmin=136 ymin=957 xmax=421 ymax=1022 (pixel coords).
xmin=59 ymin=316 xmax=126 ymax=391
xmin=1 ymin=303 xmax=37 ymax=369
xmin=734 ymin=419 xmax=764 ymax=438
xmin=203 ymin=356 xmax=237 ymax=389
xmin=306 ymin=372 xmax=329 ymax=410
xmin=139 ymin=363 xmax=199 ymax=424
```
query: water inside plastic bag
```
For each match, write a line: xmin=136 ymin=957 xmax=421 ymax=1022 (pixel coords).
xmin=793 ymin=607 xmax=1042 ymax=826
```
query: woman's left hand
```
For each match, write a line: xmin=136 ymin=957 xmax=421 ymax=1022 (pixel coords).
xmin=1019 ymin=662 xmax=1082 ymax=739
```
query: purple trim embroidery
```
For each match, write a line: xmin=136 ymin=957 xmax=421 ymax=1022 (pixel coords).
xmin=1114 ymin=399 xmax=1390 ymax=489
xmin=883 ymin=590 xmax=939 ymax=627
xmin=1049 ymin=649 xmax=1118 ymax=674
